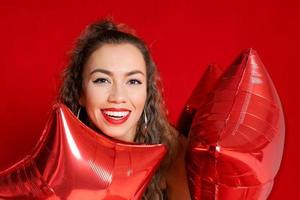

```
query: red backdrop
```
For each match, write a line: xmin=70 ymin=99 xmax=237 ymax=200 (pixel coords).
xmin=0 ymin=0 xmax=299 ymax=199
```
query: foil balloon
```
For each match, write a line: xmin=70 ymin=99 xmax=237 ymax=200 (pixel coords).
xmin=186 ymin=49 xmax=285 ymax=200
xmin=177 ymin=64 xmax=222 ymax=137
xmin=0 ymin=104 xmax=167 ymax=199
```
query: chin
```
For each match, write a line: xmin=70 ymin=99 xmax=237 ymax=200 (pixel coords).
xmin=101 ymin=127 xmax=134 ymax=142
xmin=90 ymin=114 xmax=137 ymax=142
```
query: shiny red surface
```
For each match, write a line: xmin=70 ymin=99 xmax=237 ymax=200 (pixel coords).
xmin=0 ymin=104 xmax=167 ymax=199
xmin=177 ymin=64 xmax=223 ymax=137
xmin=186 ymin=49 xmax=285 ymax=199
xmin=0 ymin=1 xmax=298 ymax=198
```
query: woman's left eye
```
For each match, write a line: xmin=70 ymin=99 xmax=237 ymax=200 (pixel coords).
xmin=128 ymin=79 xmax=142 ymax=85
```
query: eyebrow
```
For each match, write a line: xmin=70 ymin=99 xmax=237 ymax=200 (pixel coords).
xmin=89 ymin=68 xmax=145 ymax=76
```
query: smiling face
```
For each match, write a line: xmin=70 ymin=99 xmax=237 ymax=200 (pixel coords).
xmin=80 ymin=43 xmax=147 ymax=142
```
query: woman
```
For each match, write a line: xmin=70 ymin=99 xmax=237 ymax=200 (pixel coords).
xmin=59 ymin=19 xmax=190 ymax=199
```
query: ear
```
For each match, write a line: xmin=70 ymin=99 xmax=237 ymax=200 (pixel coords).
xmin=79 ymin=93 xmax=86 ymax=107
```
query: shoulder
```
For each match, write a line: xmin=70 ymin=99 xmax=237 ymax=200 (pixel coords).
xmin=164 ymin=134 xmax=191 ymax=200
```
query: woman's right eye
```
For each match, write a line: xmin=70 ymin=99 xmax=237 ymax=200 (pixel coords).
xmin=92 ymin=78 xmax=110 ymax=84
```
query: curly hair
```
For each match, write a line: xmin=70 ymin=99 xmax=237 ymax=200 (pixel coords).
xmin=58 ymin=19 xmax=178 ymax=199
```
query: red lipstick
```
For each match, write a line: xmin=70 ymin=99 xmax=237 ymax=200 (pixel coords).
xmin=101 ymin=108 xmax=131 ymax=125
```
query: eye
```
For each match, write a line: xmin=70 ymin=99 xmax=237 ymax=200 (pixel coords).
xmin=128 ymin=79 xmax=142 ymax=85
xmin=92 ymin=78 xmax=110 ymax=84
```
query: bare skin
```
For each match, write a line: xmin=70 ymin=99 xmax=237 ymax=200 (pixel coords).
xmin=165 ymin=134 xmax=191 ymax=200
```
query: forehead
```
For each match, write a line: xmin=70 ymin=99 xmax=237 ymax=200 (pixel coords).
xmin=84 ymin=43 xmax=146 ymax=74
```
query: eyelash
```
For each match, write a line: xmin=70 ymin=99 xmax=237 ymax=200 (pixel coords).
xmin=92 ymin=78 xmax=110 ymax=84
xmin=128 ymin=79 xmax=142 ymax=85
xmin=92 ymin=78 xmax=142 ymax=85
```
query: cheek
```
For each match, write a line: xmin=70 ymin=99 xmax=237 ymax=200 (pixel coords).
xmin=84 ymin=85 xmax=108 ymax=106
xmin=131 ymin=89 xmax=147 ymax=110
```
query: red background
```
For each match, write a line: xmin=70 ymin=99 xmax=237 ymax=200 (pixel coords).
xmin=0 ymin=0 xmax=299 ymax=199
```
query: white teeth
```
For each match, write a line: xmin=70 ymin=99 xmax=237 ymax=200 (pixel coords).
xmin=103 ymin=111 xmax=129 ymax=118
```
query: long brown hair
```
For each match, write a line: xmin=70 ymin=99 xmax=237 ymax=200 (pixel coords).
xmin=58 ymin=19 xmax=178 ymax=199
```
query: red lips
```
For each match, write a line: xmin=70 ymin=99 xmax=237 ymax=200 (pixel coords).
xmin=101 ymin=108 xmax=131 ymax=125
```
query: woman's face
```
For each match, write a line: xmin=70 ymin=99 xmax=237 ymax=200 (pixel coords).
xmin=80 ymin=43 xmax=147 ymax=142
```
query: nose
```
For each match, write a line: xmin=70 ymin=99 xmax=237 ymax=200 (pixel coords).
xmin=108 ymin=83 xmax=127 ymax=104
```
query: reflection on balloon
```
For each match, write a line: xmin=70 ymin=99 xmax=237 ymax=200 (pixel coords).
xmin=177 ymin=64 xmax=223 ymax=137
xmin=186 ymin=49 xmax=285 ymax=200
xmin=0 ymin=104 xmax=167 ymax=199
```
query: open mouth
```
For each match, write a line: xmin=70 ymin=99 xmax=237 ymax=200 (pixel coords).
xmin=101 ymin=109 xmax=131 ymax=125
xmin=102 ymin=111 xmax=130 ymax=119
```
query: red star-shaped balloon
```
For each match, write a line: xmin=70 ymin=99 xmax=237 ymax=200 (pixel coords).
xmin=177 ymin=64 xmax=223 ymax=137
xmin=0 ymin=104 xmax=167 ymax=199
xmin=186 ymin=49 xmax=285 ymax=200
